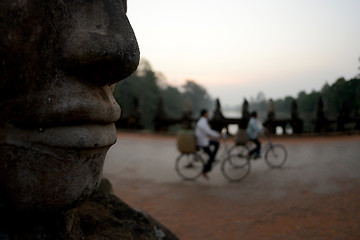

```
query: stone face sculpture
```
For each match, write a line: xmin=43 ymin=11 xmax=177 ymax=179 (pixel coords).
xmin=0 ymin=0 xmax=140 ymax=213
xmin=315 ymin=97 xmax=328 ymax=132
xmin=267 ymin=98 xmax=275 ymax=121
xmin=239 ymin=98 xmax=250 ymax=129
xmin=291 ymin=100 xmax=303 ymax=134
xmin=211 ymin=98 xmax=226 ymax=132
xmin=181 ymin=97 xmax=193 ymax=129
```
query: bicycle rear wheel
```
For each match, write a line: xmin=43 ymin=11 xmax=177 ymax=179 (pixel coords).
xmin=265 ymin=144 xmax=287 ymax=168
xmin=175 ymin=153 xmax=204 ymax=180
xmin=221 ymin=154 xmax=251 ymax=182
xmin=228 ymin=144 xmax=250 ymax=159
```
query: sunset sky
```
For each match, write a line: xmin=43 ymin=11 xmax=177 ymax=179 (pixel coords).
xmin=127 ymin=0 xmax=360 ymax=106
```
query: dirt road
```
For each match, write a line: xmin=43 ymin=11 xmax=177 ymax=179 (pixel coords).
xmin=103 ymin=133 xmax=360 ymax=240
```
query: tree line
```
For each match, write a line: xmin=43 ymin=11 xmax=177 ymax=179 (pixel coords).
xmin=246 ymin=77 xmax=360 ymax=131
xmin=113 ymin=59 xmax=213 ymax=129
xmin=114 ymin=58 xmax=360 ymax=131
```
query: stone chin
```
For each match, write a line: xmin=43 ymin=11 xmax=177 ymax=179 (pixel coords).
xmin=0 ymin=125 xmax=116 ymax=213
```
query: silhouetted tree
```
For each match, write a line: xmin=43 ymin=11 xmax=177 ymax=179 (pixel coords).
xmin=114 ymin=59 xmax=213 ymax=130
xmin=182 ymin=80 xmax=213 ymax=118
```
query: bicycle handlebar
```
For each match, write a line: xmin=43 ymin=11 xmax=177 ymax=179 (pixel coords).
xmin=221 ymin=132 xmax=228 ymax=140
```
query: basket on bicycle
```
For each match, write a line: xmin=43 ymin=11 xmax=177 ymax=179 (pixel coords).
xmin=234 ymin=129 xmax=248 ymax=146
xmin=176 ymin=130 xmax=197 ymax=154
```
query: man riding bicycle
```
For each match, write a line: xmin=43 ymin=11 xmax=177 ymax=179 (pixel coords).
xmin=194 ymin=109 xmax=220 ymax=179
xmin=246 ymin=111 xmax=265 ymax=159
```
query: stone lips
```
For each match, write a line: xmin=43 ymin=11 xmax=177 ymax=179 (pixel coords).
xmin=9 ymin=75 xmax=121 ymax=129
xmin=1 ymin=124 xmax=117 ymax=149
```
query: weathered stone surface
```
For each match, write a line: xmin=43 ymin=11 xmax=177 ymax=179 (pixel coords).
xmin=0 ymin=1 xmax=179 ymax=239
xmin=0 ymin=0 xmax=139 ymax=212
xmin=211 ymin=98 xmax=226 ymax=132
xmin=0 ymin=179 xmax=179 ymax=240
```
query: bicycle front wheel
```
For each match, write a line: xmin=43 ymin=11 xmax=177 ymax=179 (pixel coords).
xmin=221 ymin=154 xmax=251 ymax=182
xmin=265 ymin=144 xmax=287 ymax=168
xmin=175 ymin=153 xmax=204 ymax=180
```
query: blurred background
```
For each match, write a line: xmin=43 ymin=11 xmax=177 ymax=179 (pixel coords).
xmin=113 ymin=0 xmax=360 ymax=134
xmin=105 ymin=2 xmax=360 ymax=239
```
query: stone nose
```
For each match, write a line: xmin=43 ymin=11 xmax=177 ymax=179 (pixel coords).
xmin=62 ymin=0 xmax=140 ymax=86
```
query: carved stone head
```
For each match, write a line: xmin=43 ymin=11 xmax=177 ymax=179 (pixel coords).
xmin=0 ymin=0 xmax=139 ymax=213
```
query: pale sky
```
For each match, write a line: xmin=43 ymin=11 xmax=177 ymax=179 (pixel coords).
xmin=127 ymin=0 xmax=360 ymax=106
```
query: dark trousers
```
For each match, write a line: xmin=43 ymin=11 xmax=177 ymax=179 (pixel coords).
xmin=249 ymin=138 xmax=261 ymax=157
xmin=201 ymin=140 xmax=219 ymax=173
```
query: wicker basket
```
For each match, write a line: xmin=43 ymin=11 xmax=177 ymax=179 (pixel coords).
xmin=176 ymin=130 xmax=197 ymax=153
xmin=234 ymin=129 xmax=248 ymax=145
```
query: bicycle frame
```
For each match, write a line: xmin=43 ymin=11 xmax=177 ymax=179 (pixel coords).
xmin=216 ymin=133 xmax=238 ymax=160
xmin=196 ymin=133 xmax=239 ymax=166
xmin=175 ymin=132 xmax=252 ymax=182
xmin=261 ymin=134 xmax=274 ymax=155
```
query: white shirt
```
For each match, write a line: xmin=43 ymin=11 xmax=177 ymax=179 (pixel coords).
xmin=246 ymin=117 xmax=263 ymax=139
xmin=194 ymin=117 xmax=220 ymax=147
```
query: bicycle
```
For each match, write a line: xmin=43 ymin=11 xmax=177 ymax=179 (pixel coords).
xmin=175 ymin=133 xmax=251 ymax=182
xmin=231 ymin=133 xmax=288 ymax=168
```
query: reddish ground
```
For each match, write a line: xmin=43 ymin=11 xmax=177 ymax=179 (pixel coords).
xmin=104 ymin=133 xmax=360 ymax=240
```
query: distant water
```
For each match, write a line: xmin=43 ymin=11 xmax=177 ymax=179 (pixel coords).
xmin=223 ymin=109 xmax=242 ymax=118
xmin=221 ymin=109 xmax=292 ymax=135
xmin=222 ymin=109 xmax=242 ymax=135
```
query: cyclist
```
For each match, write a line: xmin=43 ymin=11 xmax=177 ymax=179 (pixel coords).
xmin=246 ymin=111 xmax=264 ymax=159
xmin=194 ymin=109 xmax=220 ymax=179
